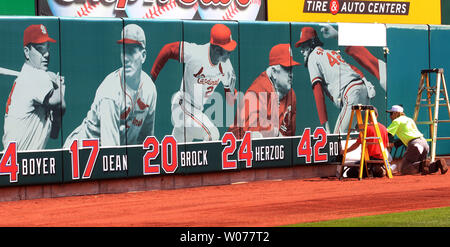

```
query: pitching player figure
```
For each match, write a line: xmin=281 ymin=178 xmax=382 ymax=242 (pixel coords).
xmin=3 ymin=24 xmax=66 ymax=151
xmin=319 ymin=24 xmax=387 ymax=91
xmin=295 ymin=26 xmax=376 ymax=134
xmin=228 ymin=44 xmax=299 ymax=139
xmin=64 ymin=24 xmax=157 ymax=147
xmin=151 ymin=24 xmax=237 ymax=143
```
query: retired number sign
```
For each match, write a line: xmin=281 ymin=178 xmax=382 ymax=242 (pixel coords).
xmin=0 ymin=127 xmax=330 ymax=184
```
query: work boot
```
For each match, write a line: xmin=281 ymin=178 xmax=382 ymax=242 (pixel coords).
xmin=438 ymin=159 xmax=448 ymax=174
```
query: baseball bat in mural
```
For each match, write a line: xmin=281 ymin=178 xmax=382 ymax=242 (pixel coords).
xmin=0 ymin=67 xmax=20 ymax=77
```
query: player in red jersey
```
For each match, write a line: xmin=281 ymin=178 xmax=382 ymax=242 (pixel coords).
xmin=228 ymin=43 xmax=299 ymax=139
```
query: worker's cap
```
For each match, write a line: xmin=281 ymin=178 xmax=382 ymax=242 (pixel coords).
xmin=386 ymin=105 xmax=404 ymax=113
xmin=269 ymin=43 xmax=301 ymax=67
xmin=117 ymin=24 xmax=146 ymax=49
xmin=210 ymin=24 xmax=237 ymax=52
xmin=295 ymin=26 xmax=318 ymax=48
xmin=23 ymin=24 xmax=56 ymax=47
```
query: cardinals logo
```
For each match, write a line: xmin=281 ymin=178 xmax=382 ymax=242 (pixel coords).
xmin=40 ymin=24 xmax=47 ymax=34
xmin=137 ymin=98 xmax=149 ymax=110
xmin=193 ymin=67 xmax=204 ymax=78
xmin=193 ymin=66 xmax=220 ymax=85
xmin=120 ymin=107 xmax=131 ymax=120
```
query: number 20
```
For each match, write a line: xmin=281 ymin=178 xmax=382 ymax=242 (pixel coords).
xmin=143 ymin=136 xmax=178 ymax=175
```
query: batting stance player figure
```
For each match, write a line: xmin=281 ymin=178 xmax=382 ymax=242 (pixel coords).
xmin=64 ymin=24 xmax=157 ymax=147
xmin=295 ymin=26 xmax=376 ymax=134
xmin=3 ymin=24 xmax=66 ymax=151
xmin=151 ymin=24 xmax=237 ymax=143
xmin=228 ymin=44 xmax=299 ymax=139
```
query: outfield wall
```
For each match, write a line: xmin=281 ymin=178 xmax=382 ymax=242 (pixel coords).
xmin=0 ymin=18 xmax=449 ymax=200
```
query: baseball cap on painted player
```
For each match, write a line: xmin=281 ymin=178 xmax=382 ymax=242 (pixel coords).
xmin=117 ymin=24 xmax=146 ymax=48
xmin=295 ymin=27 xmax=318 ymax=48
xmin=210 ymin=24 xmax=237 ymax=52
xmin=269 ymin=44 xmax=300 ymax=67
xmin=386 ymin=105 xmax=404 ymax=113
xmin=23 ymin=24 xmax=56 ymax=47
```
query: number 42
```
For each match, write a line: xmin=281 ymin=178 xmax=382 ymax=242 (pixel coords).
xmin=297 ymin=127 xmax=328 ymax=163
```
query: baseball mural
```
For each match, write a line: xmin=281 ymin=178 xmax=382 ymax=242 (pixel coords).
xmin=150 ymin=22 xmax=238 ymax=143
xmin=0 ymin=18 xmax=396 ymax=187
xmin=0 ymin=19 xmax=63 ymax=152
xmin=228 ymin=43 xmax=299 ymax=139
xmin=63 ymin=24 xmax=157 ymax=148
xmin=3 ymin=24 xmax=65 ymax=151
xmin=231 ymin=22 xmax=294 ymax=139
xmin=198 ymin=0 xmax=262 ymax=20
xmin=0 ymin=18 xmax=64 ymax=185
xmin=291 ymin=23 xmax=387 ymax=135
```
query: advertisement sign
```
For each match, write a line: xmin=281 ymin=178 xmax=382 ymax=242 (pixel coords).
xmin=37 ymin=0 xmax=267 ymax=20
xmin=267 ymin=0 xmax=441 ymax=25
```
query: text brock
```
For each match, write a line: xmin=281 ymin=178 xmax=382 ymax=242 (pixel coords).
xmin=180 ymin=150 xmax=208 ymax=167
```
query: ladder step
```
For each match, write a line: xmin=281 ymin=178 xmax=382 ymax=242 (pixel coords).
xmin=352 ymin=105 xmax=374 ymax=110
xmin=416 ymin=120 xmax=450 ymax=125
xmin=419 ymin=104 xmax=449 ymax=107
xmin=365 ymin=137 xmax=380 ymax=140
xmin=425 ymin=137 xmax=450 ymax=141
xmin=422 ymin=87 xmax=445 ymax=92
xmin=366 ymin=160 xmax=385 ymax=164
xmin=421 ymin=68 xmax=444 ymax=73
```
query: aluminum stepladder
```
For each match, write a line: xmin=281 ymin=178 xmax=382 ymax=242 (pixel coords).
xmin=413 ymin=68 xmax=450 ymax=162
xmin=339 ymin=105 xmax=393 ymax=180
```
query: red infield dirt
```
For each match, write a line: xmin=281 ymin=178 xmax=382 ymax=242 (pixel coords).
xmin=0 ymin=172 xmax=449 ymax=227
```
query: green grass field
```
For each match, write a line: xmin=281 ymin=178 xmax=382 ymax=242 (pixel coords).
xmin=285 ymin=207 xmax=450 ymax=227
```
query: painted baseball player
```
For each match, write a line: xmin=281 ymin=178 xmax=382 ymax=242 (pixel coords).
xmin=319 ymin=24 xmax=387 ymax=91
xmin=151 ymin=24 xmax=237 ymax=143
xmin=3 ymin=24 xmax=66 ymax=151
xmin=63 ymin=24 xmax=157 ymax=147
xmin=228 ymin=43 xmax=299 ymax=139
xmin=295 ymin=26 xmax=376 ymax=134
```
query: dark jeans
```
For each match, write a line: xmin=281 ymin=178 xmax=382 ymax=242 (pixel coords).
xmin=400 ymin=137 xmax=429 ymax=175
